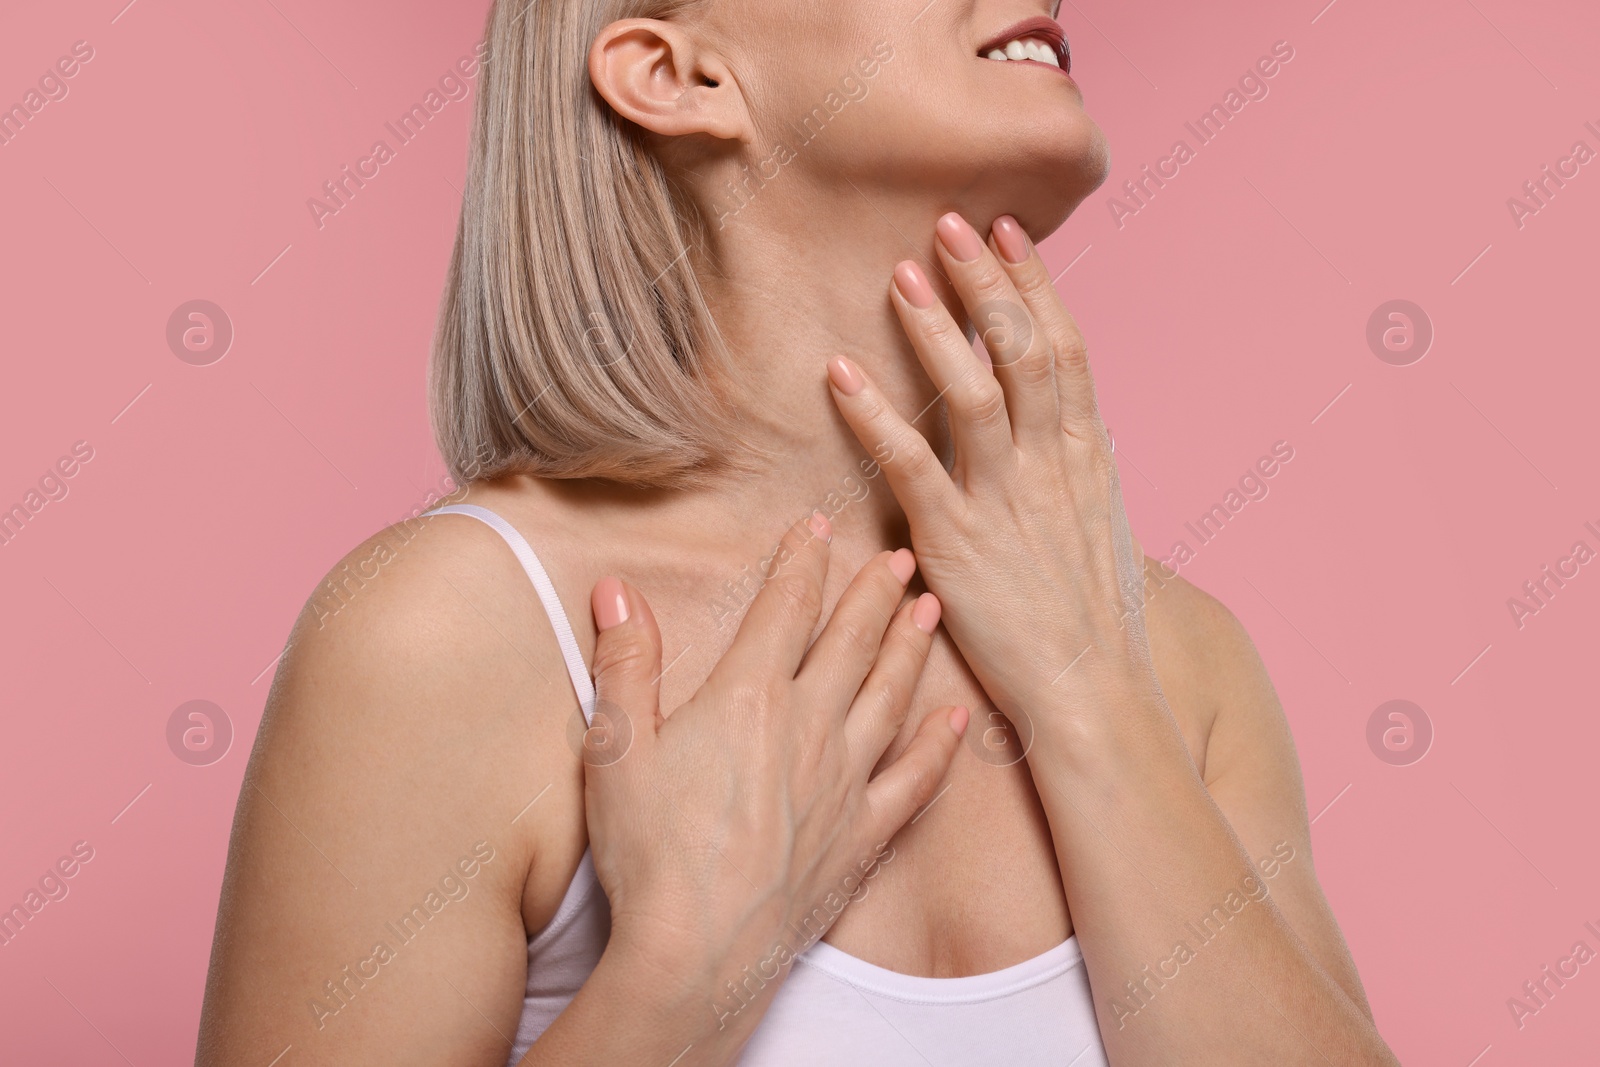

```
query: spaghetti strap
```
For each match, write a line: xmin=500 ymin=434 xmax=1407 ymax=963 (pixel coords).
xmin=422 ymin=504 xmax=596 ymax=724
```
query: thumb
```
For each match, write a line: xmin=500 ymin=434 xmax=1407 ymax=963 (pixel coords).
xmin=589 ymin=577 xmax=663 ymax=759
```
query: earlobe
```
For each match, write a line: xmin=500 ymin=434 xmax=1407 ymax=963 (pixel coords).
xmin=588 ymin=19 xmax=745 ymax=142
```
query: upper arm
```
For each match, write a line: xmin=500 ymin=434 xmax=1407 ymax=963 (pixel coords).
xmin=1150 ymin=569 xmax=1376 ymax=1020
xmin=196 ymin=520 xmax=580 ymax=1066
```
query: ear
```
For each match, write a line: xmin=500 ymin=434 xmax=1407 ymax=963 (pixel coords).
xmin=589 ymin=19 xmax=746 ymax=142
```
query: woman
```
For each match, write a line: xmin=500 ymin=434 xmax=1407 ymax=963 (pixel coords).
xmin=197 ymin=1 xmax=1399 ymax=1063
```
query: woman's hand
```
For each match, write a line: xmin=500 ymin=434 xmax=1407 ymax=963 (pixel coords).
xmin=825 ymin=212 xmax=1162 ymax=737
xmin=580 ymin=514 xmax=966 ymax=1034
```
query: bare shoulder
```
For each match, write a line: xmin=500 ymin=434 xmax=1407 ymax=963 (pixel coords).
xmin=274 ymin=508 xmax=580 ymax=762
xmin=199 ymin=512 xmax=588 ymax=1064
xmin=1135 ymin=544 xmax=1277 ymax=779
xmin=261 ymin=506 xmax=589 ymax=873
xmin=1137 ymin=553 xmax=1295 ymax=787
xmin=292 ymin=509 xmax=546 ymax=650
xmin=1132 ymin=543 xmax=1376 ymax=1016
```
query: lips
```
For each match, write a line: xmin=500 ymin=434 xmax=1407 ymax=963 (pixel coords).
xmin=977 ymin=16 xmax=1071 ymax=73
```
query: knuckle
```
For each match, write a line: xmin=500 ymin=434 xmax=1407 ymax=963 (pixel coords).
xmin=727 ymin=680 xmax=776 ymax=724
xmin=1052 ymin=326 xmax=1092 ymax=375
xmin=973 ymin=300 xmax=1033 ymax=357
xmin=747 ymin=683 xmax=781 ymax=718
xmin=992 ymin=334 xmax=1056 ymax=383
xmin=834 ymin=613 xmax=881 ymax=661
xmin=1093 ymin=424 xmax=1115 ymax=457
xmin=896 ymin=442 xmax=939 ymax=480
xmin=1011 ymin=343 xmax=1056 ymax=386
xmin=968 ymin=260 xmax=1012 ymax=300
xmin=872 ymin=678 xmax=910 ymax=728
xmin=856 ymin=388 xmax=893 ymax=426
xmin=922 ymin=314 xmax=963 ymax=349
xmin=904 ymin=761 xmax=934 ymax=804
xmin=961 ymin=379 xmax=1008 ymax=428
xmin=1014 ymin=263 xmax=1059 ymax=305
xmin=771 ymin=570 xmax=823 ymax=620
xmin=1086 ymin=439 xmax=1117 ymax=482
xmin=591 ymin=634 xmax=652 ymax=682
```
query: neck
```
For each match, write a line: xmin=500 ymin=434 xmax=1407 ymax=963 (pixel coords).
xmin=685 ymin=185 xmax=975 ymax=553
xmin=527 ymin=185 xmax=992 ymax=569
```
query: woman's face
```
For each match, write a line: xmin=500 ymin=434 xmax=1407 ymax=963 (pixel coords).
xmin=701 ymin=0 xmax=1109 ymax=233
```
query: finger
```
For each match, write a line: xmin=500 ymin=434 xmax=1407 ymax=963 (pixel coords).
xmin=846 ymin=592 xmax=941 ymax=771
xmin=888 ymin=260 xmax=1015 ymax=470
xmin=797 ymin=549 xmax=918 ymax=715
xmin=713 ymin=512 xmax=833 ymax=683
xmin=989 ymin=214 xmax=1101 ymax=438
xmin=933 ymin=213 xmax=1058 ymax=445
xmin=826 ymin=357 xmax=960 ymax=523
xmin=588 ymin=577 xmax=661 ymax=759
xmin=866 ymin=705 xmax=968 ymax=833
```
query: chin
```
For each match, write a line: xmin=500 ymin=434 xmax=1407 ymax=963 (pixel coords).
xmin=977 ymin=116 xmax=1111 ymax=242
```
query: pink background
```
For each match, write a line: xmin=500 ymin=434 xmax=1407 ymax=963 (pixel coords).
xmin=2 ymin=0 xmax=1597 ymax=1063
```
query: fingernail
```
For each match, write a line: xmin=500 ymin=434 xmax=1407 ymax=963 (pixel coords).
xmin=893 ymin=261 xmax=936 ymax=310
xmin=888 ymin=548 xmax=916 ymax=585
xmin=807 ymin=510 xmax=833 ymax=544
xmin=912 ymin=592 xmax=942 ymax=633
xmin=992 ymin=215 xmax=1032 ymax=265
xmin=592 ymin=577 xmax=630 ymax=630
xmin=949 ymin=706 xmax=971 ymax=735
xmin=936 ymin=213 xmax=985 ymax=263
xmin=827 ymin=356 xmax=865 ymax=397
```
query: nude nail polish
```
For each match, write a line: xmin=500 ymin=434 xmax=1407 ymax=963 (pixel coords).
xmin=992 ymin=215 xmax=1032 ymax=265
xmin=827 ymin=357 xmax=865 ymax=397
xmin=592 ymin=577 xmax=629 ymax=630
xmin=912 ymin=592 xmax=942 ymax=633
xmin=888 ymin=549 xmax=916 ymax=585
xmin=937 ymin=213 xmax=985 ymax=263
xmin=893 ymin=261 xmax=937 ymax=310
xmin=949 ymin=706 xmax=971 ymax=736
xmin=807 ymin=510 xmax=833 ymax=544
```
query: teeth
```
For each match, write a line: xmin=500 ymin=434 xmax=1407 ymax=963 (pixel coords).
xmin=984 ymin=37 xmax=1060 ymax=68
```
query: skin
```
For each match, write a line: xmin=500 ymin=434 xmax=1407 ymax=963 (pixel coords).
xmin=196 ymin=1 xmax=1400 ymax=1064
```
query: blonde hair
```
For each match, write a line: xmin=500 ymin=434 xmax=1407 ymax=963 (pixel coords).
xmin=431 ymin=0 xmax=747 ymax=487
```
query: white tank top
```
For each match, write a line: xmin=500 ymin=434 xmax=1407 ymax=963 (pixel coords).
xmin=425 ymin=505 xmax=1110 ymax=1066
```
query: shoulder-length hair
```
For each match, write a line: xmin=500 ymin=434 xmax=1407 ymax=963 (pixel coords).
xmin=431 ymin=0 xmax=748 ymax=488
